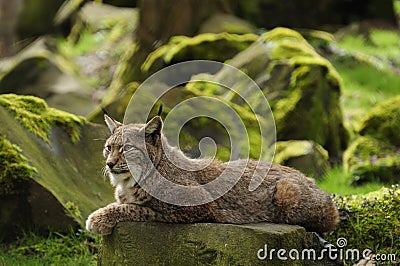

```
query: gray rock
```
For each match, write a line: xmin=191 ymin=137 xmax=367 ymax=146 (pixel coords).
xmin=0 ymin=38 xmax=97 ymax=116
xmin=100 ymin=222 xmax=342 ymax=265
xmin=274 ymin=140 xmax=330 ymax=178
xmin=0 ymin=102 xmax=114 ymax=240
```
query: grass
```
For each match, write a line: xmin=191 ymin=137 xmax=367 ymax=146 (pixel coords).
xmin=317 ymin=166 xmax=384 ymax=195
xmin=331 ymin=28 xmax=400 ymax=132
xmin=332 ymin=59 xmax=400 ymax=131
xmin=0 ymin=229 xmax=98 ymax=266
xmin=338 ymin=29 xmax=400 ymax=61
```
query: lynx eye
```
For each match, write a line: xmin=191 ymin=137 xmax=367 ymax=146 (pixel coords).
xmin=105 ymin=145 xmax=111 ymax=152
xmin=122 ymin=144 xmax=135 ymax=152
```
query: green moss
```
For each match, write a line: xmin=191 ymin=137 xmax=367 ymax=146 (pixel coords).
xmin=260 ymin=27 xmax=306 ymax=42
xmin=142 ymin=32 xmax=258 ymax=72
xmin=262 ymin=28 xmax=341 ymax=86
xmin=328 ymin=186 xmax=400 ymax=260
xmin=0 ymin=94 xmax=84 ymax=143
xmin=0 ymin=135 xmax=36 ymax=196
xmin=358 ymin=95 xmax=400 ymax=146
xmin=65 ymin=201 xmax=83 ymax=221
xmin=274 ymin=140 xmax=328 ymax=164
xmin=344 ymin=135 xmax=400 ymax=183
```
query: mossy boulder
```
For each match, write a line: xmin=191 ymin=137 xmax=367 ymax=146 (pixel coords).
xmin=142 ymin=32 xmax=258 ymax=74
xmin=358 ymin=96 xmax=400 ymax=147
xmin=344 ymin=97 xmax=400 ymax=183
xmin=343 ymin=136 xmax=400 ymax=184
xmin=100 ymin=222 xmax=341 ymax=266
xmin=274 ymin=140 xmax=330 ymax=178
xmin=177 ymin=28 xmax=347 ymax=160
xmin=328 ymin=186 xmax=400 ymax=263
xmin=0 ymin=94 xmax=114 ymax=241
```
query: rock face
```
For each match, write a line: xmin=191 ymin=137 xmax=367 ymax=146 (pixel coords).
xmin=344 ymin=96 xmax=400 ymax=183
xmin=274 ymin=140 xmax=330 ymax=178
xmin=0 ymin=94 xmax=114 ymax=241
xmin=228 ymin=28 xmax=347 ymax=161
xmin=100 ymin=222 xmax=342 ymax=266
xmin=178 ymin=28 xmax=347 ymax=161
xmin=0 ymin=38 xmax=96 ymax=116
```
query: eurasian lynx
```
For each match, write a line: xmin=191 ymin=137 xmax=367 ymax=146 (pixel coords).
xmin=86 ymin=114 xmax=339 ymax=235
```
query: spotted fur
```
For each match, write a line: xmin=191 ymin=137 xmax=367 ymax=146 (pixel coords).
xmin=86 ymin=115 xmax=339 ymax=235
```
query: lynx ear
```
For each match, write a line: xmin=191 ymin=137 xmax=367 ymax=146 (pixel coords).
xmin=145 ymin=116 xmax=163 ymax=136
xmin=104 ymin=114 xmax=122 ymax=133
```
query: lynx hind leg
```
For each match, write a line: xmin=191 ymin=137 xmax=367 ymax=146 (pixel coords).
xmin=274 ymin=178 xmax=339 ymax=234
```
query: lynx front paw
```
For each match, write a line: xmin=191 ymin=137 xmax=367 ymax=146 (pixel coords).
xmin=86 ymin=207 xmax=116 ymax=235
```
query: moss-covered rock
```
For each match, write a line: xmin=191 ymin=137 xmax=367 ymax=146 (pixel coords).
xmin=358 ymin=95 xmax=400 ymax=146
xmin=100 ymin=222 xmax=341 ymax=265
xmin=0 ymin=94 xmax=84 ymax=143
xmin=328 ymin=186 xmax=400 ymax=263
xmin=343 ymin=96 xmax=400 ymax=183
xmin=274 ymin=140 xmax=329 ymax=178
xmin=0 ymin=136 xmax=36 ymax=196
xmin=0 ymin=95 xmax=114 ymax=241
xmin=142 ymin=32 xmax=258 ymax=73
xmin=344 ymin=136 xmax=400 ymax=183
xmin=180 ymin=28 xmax=347 ymax=160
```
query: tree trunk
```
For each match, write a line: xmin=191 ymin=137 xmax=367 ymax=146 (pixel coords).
xmin=0 ymin=0 xmax=22 ymax=57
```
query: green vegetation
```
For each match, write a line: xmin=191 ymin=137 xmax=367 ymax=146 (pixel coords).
xmin=143 ymin=32 xmax=258 ymax=71
xmin=343 ymin=136 xmax=400 ymax=184
xmin=337 ymin=29 xmax=400 ymax=64
xmin=0 ymin=230 xmax=98 ymax=266
xmin=332 ymin=29 xmax=400 ymax=131
xmin=358 ymin=95 xmax=400 ymax=146
xmin=0 ymin=94 xmax=84 ymax=143
xmin=0 ymin=135 xmax=36 ymax=196
xmin=317 ymin=166 xmax=384 ymax=195
xmin=328 ymin=185 xmax=400 ymax=264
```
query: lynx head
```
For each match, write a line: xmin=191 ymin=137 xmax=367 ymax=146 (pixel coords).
xmin=103 ymin=114 xmax=163 ymax=187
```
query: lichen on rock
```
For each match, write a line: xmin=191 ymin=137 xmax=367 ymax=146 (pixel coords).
xmin=0 ymin=94 xmax=84 ymax=143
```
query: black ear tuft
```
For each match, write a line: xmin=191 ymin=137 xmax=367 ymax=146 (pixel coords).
xmin=101 ymin=107 xmax=110 ymax=116
xmin=157 ymin=104 xmax=163 ymax=116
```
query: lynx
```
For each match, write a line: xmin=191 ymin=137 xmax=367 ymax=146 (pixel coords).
xmin=86 ymin=114 xmax=339 ymax=235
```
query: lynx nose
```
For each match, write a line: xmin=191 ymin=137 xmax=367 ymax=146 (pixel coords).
xmin=106 ymin=161 xmax=116 ymax=169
